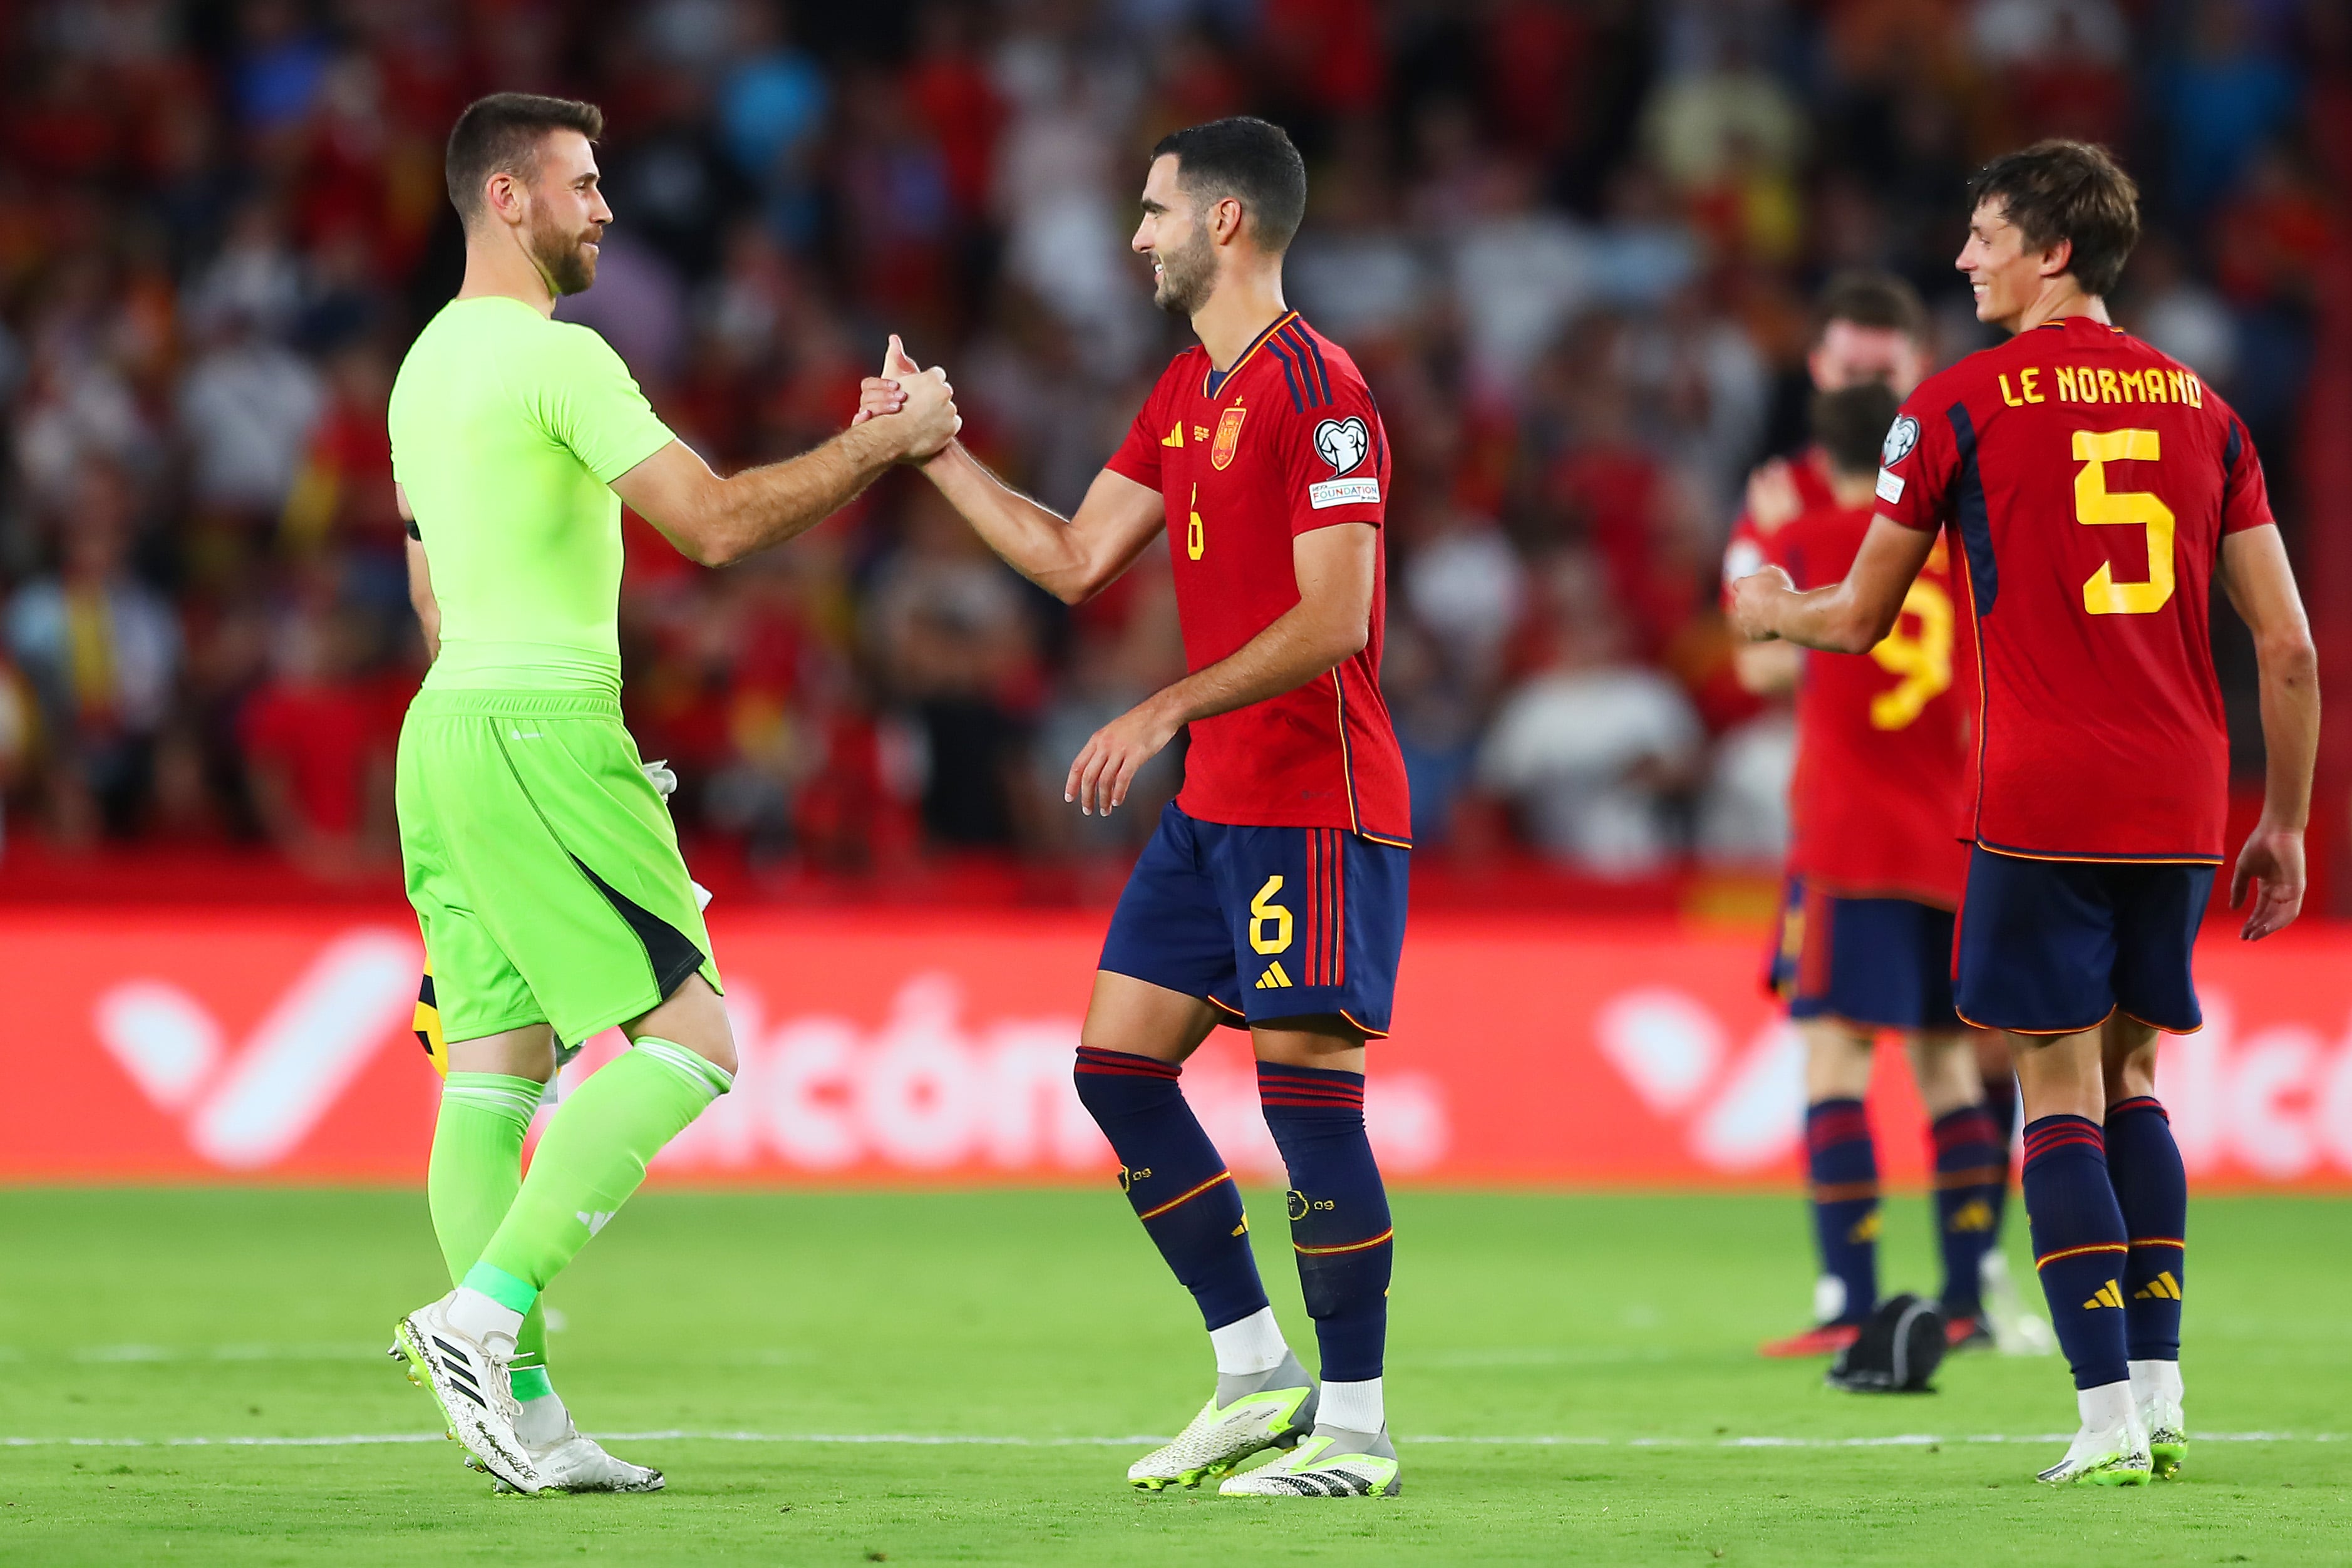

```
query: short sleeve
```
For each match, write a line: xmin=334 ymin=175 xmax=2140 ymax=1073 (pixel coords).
xmin=1282 ymin=384 xmax=1385 ymax=536
xmin=1105 ymin=372 xmax=1172 ymax=492
xmin=2220 ymin=415 xmax=2274 ymax=535
xmin=1874 ymin=397 xmax=1959 ymax=534
xmin=538 ymin=326 xmax=676 ymax=483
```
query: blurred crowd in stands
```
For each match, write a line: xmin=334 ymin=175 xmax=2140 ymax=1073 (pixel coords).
xmin=0 ymin=0 xmax=2341 ymax=885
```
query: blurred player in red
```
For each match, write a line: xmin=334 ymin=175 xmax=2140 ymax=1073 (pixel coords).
xmin=1739 ymin=380 xmax=2045 ymax=1361
xmin=861 ymin=117 xmax=1406 ymax=1498
xmin=1728 ymin=277 xmax=2043 ymax=1361
xmin=1733 ymin=141 xmax=2318 ymax=1485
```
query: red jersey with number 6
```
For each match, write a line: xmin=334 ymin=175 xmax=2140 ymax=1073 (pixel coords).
xmin=1877 ymin=316 xmax=2273 ymax=862
xmin=1763 ymin=497 xmax=1974 ymax=905
xmin=1105 ymin=312 xmax=1410 ymax=845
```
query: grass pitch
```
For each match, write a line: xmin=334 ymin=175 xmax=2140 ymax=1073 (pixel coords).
xmin=1 ymin=1188 xmax=2344 ymax=1566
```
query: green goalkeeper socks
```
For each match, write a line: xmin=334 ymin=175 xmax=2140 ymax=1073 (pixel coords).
xmin=430 ymin=1072 xmax=554 ymax=1398
xmin=468 ymin=1038 xmax=731 ymax=1306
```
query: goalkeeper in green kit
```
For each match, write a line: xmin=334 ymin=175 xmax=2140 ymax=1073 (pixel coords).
xmin=387 ymin=93 xmax=958 ymax=1495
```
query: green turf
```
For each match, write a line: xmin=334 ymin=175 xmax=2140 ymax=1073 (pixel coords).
xmin=1 ymin=1189 xmax=2344 ymax=1565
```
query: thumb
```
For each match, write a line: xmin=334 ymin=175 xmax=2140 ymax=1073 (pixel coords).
xmin=2229 ymin=856 xmax=2251 ymax=910
xmin=885 ymin=334 xmax=919 ymax=378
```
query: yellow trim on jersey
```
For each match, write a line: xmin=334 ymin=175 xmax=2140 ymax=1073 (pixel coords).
xmin=1201 ymin=311 xmax=1300 ymax=398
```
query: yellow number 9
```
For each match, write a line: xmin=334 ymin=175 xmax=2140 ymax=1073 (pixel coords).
xmin=2075 ymin=428 xmax=2174 ymax=615
xmin=1869 ymin=577 xmax=1954 ymax=731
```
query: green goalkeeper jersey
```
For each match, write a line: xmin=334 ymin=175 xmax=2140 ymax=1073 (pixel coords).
xmin=388 ymin=295 xmax=676 ymax=695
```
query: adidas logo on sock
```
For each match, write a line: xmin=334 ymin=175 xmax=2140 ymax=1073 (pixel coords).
xmin=577 ymin=1210 xmax=615 ymax=1237
xmin=2133 ymin=1271 xmax=2182 ymax=1301
xmin=2083 ymin=1279 xmax=2126 ymax=1310
xmin=1947 ymin=1199 xmax=1994 ymax=1233
xmin=1256 ymin=961 xmax=1294 ymax=990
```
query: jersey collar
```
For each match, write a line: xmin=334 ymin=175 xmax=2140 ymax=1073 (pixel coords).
xmin=1203 ymin=310 xmax=1300 ymax=400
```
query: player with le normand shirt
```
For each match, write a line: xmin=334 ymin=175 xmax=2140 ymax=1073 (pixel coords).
xmin=1731 ymin=140 xmax=2318 ymax=1486
xmin=862 ymin=117 xmax=1408 ymax=1499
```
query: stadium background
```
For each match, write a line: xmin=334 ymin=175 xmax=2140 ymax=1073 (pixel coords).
xmin=2 ymin=0 xmax=2351 ymax=1192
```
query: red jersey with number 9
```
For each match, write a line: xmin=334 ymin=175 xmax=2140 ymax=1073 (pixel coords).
xmin=1764 ymin=497 xmax=1974 ymax=905
xmin=1105 ymin=312 xmax=1410 ymax=844
xmin=1877 ymin=317 xmax=2272 ymax=862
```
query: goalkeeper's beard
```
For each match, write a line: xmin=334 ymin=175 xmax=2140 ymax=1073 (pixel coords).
xmin=532 ymin=212 xmax=600 ymax=297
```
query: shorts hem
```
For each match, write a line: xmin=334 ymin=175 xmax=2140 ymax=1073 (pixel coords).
xmin=2117 ymin=1006 xmax=2202 ymax=1036
xmin=439 ymin=1008 xmax=554 ymax=1048
xmin=1244 ymin=1006 xmax=1390 ymax=1041
xmin=1954 ymin=1002 xmax=2116 ymax=1038
xmin=555 ymin=986 xmax=673 ymax=1051
xmin=1800 ymin=1009 xmax=1964 ymax=1037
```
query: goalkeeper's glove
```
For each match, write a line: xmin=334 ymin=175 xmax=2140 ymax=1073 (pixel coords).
xmin=642 ymin=760 xmax=713 ymax=912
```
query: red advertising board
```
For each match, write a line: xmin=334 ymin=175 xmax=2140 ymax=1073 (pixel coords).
xmin=6 ymin=909 xmax=2351 ymax=1187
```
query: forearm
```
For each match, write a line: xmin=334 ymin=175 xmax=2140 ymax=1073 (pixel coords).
xmin=694 ymin=425 xmax=898 ymax=566
xmin=1145 ymin=606 xmax=1362 ymax=730
xmin=2254 ymin=641 xmax=2319 ymax=829
xmin=921 ymin=442 xmax=1096 ymax=601
xmin=1751 ymin=582 xmax=1885 ymax=654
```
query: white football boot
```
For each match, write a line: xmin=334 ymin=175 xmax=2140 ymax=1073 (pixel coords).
xmin=1218 ymin=1424 xmax=1401 ymax=1497
xmin=2036 ymin=1383 xmax=2152 ymax=1487
xmin=1128 ymin=1352 xmax=1318 ymax=1490
xmin=393 ymin=1292 xmax=540 ymax=1494
xmin=481 ymin=1421 xmax=665 ymax=1494
xmin=2133 ymin=1359 xmax=2187 ymax=1480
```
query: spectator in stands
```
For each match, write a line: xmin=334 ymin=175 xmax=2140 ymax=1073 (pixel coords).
xmin=237 ymin=589 xmax=397 ymax=879
xmin=4 ymin=462 xmax=181 ymax=841
xmin=1478 ymin=551 xmax=1703 ymax=875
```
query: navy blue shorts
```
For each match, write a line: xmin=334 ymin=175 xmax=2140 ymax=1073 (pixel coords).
xmin=1952 ymin=847 xmax=2215 ymax=1034
xmin=1100 ymin=803 xmax=1409 ymax=1036
xmin=1765 ymin=875 xmax=1960 ymax=1031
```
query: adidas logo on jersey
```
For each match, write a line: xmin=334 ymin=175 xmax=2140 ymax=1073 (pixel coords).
xmin=1256 ymin=961 xmax=1294 ymax=990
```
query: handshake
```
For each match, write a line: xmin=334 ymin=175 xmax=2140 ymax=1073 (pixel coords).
xmin=852 ymin=336 xmax=960 ymax=466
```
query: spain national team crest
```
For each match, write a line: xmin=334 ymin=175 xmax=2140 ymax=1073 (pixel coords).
xmin=1211 ymin=403 xmax=1247 ymax=470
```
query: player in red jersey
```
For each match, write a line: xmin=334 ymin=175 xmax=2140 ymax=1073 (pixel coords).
xmin=1728 ymin=278 xmax=2044 ymax=1363
xmin=1732 ymin=142 xmax=2318 ymax=1485
xmin=860 ymin=118 xmax=1406 ymax=1498
xmin=1741 ymin=381 xmax=2042 ymax=1365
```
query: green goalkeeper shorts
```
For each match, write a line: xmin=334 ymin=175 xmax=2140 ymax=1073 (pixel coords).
xmin=396 ymin=690 xmax=722 ymax=1049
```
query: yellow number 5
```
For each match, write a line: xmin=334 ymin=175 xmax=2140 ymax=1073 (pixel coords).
xmin=1869 ymin=577 xmax=1953 ymax=731
xmin=2075 ymin=428 xmax=2174 ymax=615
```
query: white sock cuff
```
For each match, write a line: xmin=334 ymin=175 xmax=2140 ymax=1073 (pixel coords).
xmin=2076 ymin=1378 xmax=2133 ymax=1431
xmin=1318 ymin=1376 xmax=1385 ymax=1433
xmin=448 ymin=1286 xmax=526 ymax=1349
xmin=1209 ymin=1307 xmax=1288 ymax=1377
xmin=632 ymin=1035 xmax=733 ymax=1096
xmin=2128 ymin=1358 xmax=2183 ymax=1402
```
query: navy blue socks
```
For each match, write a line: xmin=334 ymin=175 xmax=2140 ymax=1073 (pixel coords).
xmin=1979 ymin=1068 xmax=2019 ymax=1241
xmin=1073 ymin=1046 xmax=1268 ymax=1331
xmin=2105 ymin=1096 xmax=2187 ymax=1362
xmin=1806 ymin=1099 xmax=1879 ymax=1326
xmin=2021 ymin=1115 xmax=2131 ymax=1390
xmin=1929 ymin=1104 xmax=2004 ymax=1317
xmin=1258 ymin=1061 xmax=1392 ymax=1383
